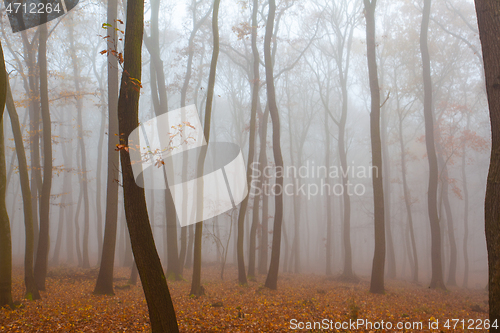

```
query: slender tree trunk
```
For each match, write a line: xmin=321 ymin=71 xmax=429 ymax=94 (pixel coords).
xmin=117 ymin=0 xmax=179 ymax=329
xmin=420 ymin=0 xmax=446 ymax=290
xmin=237 ymin=0 xmax=260 ymax=285
xmin=364 ymin=0 xmax=385 ymax=294
xmin=381 ymin=99 xmax=396 ymax=279
xmin=21 ymin=31 xmax=42 ymax=257
xmin=257 ymin=108 xmax=270 ymax=275
xmin=462 ymin=114 xmax=470 ymax=289
xmin=95 ymin=82 xmax=106 ymax=266
xmin=34 ymin=19 xmax=53 ymax=291
xmin=144 ymin=0 xmax=181 ymax=281
xmin=185 ymin=224 xmax=194 ymax=268
xmin=68 ymin=20 xmax=90 ymax=269
xmin=0 ymin=41 xmax=13 ymax=307
xmin=474 ymin=0 xmax=500 ymax=326
xmin=6 ymin=78 xmax=40 ymax=299
xmin=324 ymin=104 xmax=333 ymax=276
xmin=74 ymin=181 xmax=83 ymax=267
xmin=438 ymin=154 xmax=457 ymax=287
xmin=397 ymin=101 xmax=418 ymax=283
xmin=94 ymin=0 xmax=120 ymax=295
xmin=264 ymin=0 xmax=285 ymax=290
xmin=190 ymin=0 xmax=221 ymax=296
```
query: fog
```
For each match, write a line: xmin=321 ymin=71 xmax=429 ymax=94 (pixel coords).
xmin=0 ymin=0 xmax=492 ymax=329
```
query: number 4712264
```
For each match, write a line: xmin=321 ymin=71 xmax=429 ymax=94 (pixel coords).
xmin=5 ymin=2 xmax=61 ymax=14
xmin=444 ymin=319 xmax=498 ymax=330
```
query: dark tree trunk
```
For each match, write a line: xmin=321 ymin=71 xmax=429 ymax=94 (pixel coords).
xmin=257 ymin=107 xmax=270 ymax=275
xmin=474 ymin=0 xmax=500 ymax=327
xmin=20 ymin=31 xmax=42 ymax=258
xmin=34 ymin=19 xmax=53 ymax=291
xmin=6 ymin=78 xmax=40 ymax=300
xmin=0 ymin=41 xmax=13 ymax=308
xmin=264 ymin=0 xmax=285 ymax=290
xmin=94 ymin=0 xmax=120 ymax=295
xmin=420 ymin=0 xmax=446 ymax=290
xmin=364 ymin=0 xmax=385 ymax=294
xmin=117 ymin=0 xmax=179 ymax=330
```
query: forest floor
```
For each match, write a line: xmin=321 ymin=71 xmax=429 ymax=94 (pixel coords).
xmin=0 ymin=265 xmax=489 ymax=332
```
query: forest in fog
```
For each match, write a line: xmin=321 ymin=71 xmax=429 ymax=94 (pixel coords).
xmin=0 ymin=0 xmax=499 ymax=331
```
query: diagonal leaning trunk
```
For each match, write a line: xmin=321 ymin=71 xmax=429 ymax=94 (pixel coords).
xmin=117 ymin=0 xmax=178 ymax=330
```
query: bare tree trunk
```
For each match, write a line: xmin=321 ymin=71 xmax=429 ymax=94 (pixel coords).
xmin=462 ymin=113 xmax=470 ymax=288
xmin=381 ymin=96 xmax=396 ymax=279
xmin=34 ymin=19 xmax=53 ymax=291
xmin=364 ymin=0 xmax=385 ymax=294
xmin=264 ymin=0 xmax=285 ymax=290
xmin=94 ymin=0 xmax=120 ymax=295
xmin=190 ymin=0 xmax=221 ymax=297
xmin=0 ymin=41 xmax=13 ymax=307
xmin=257 ymin=107 xmax=270 ymax=275
xmin=237 ymin=0 xmax=260 ymax=285
xmin=437 ymin=151 xmax=457 ymax=287
xmin=324 ymin=103 xmax=333 ymax=276
xmin=117 ymin=0 xmax=179 ymax=329
xmin=420 ymin=0 xmax=446 ymax=290
xmin=396 ymin=93 xmax=418 ymax=283
xmin=144 ymin=0 xmax=181 ymax=281
xmin=68 ymin=19 xmax=90 ymax=269
xmin=6 ymin=77 xmax=40 ymax=299
xmin=20 ymin=31 xmax=42 ymax=257
xmin=474 ymin=0 xmax=500 ymax=326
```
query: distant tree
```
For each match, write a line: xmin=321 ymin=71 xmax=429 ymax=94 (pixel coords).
xmin=264 ymin=0 xmax=285 ymax=290
xmin=190 ymin=0 xmax=221 ymax=297
xmin=0 ymin=40 xmax=13 ymax=308
xmin=235 ymin=0 xmax=260 ymax=285
xmin=363 ymin=0 xmax=386 ymax=294
xmin=145 ymin=0 xmax=184 ymax=281
xmin=117 ymin=0 xmax=178 ymax=330
xmin=474 ymin=0 xmax=500 ymax=327
xmin=34 ymin=14 xmax=54 ymax=291
xmin=5 ymin=77 xmax=40 ymax=300
xmin=94 ymin=0 xmax=120 ymax=296
xmin=420 ymin=0 xmax=446 ymax=290
xmin=68 ymin=17 xmax=90 ymax=269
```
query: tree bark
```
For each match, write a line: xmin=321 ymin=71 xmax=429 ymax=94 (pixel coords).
xmin=6 ymin=77 xmax=40 ymax=300
xmin=420 ymin=0 xmax=446 ymax=290
xmin=364 ymin=0 xmax=385 ymax=294
xmin=94 ymin=0 xmax=120 ymax=295
xmin=117 ymin=0 xmax=179 ymax=330
xmin=0 ymin=40 xmax=13 ymax=308
xmin=34 ymin=18 xmax=53 ymax=291
xmin=474 ymin=0 xmax=500 ymax=327
xmin=190 ymin=0 xmax=221 ymax=297
xmin=237 ymin=0 xmax=260 ymax=285
xmin=264 ymin=0 xmax=285 ymax=290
